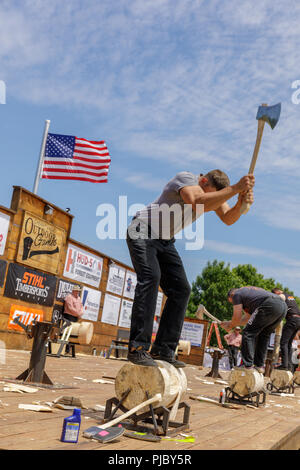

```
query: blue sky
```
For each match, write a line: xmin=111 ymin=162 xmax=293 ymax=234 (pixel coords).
xmin=1 ymin=0 xmax=300 ymax=296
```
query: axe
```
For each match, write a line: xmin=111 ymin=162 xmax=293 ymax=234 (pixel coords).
xmin=196 ymin=304 xmax=222 ymax=324
xmin=240 ymin=102 xmax=281 ymax=215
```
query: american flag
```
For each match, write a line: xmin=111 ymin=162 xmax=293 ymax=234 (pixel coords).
xmin=42 ymin=133 xmax=111 ymax=183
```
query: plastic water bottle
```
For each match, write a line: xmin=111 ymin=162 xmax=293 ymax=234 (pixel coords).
xmin=60 ymin=408 xmax=81 ymax=443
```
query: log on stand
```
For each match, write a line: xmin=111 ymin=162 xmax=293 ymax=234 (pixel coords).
xmin=267 ymin=369 xmax=294 ymax=394
xmin=103 ymin=361 xmax=190 ymax=436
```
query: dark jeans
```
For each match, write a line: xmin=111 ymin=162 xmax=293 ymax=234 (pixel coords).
xmin=126 ymin=229 xmax=191 ymax=357
xmin=63 ymin=313 xmax=78 ymax=323
xmin=241 ymin=296 xmax=287 ymax=368
xmin=228 ymin=345 xmax=239 ymax=368
xmin=280 ymin=315 xmax=300 ymax=369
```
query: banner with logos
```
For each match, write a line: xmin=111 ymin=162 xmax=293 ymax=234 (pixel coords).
xmin=4 ymin=263 xmax=57 ymax=307
xmin=81 ymin=286 xmax=101 ymax=322
xmin=122 ymin=270 xmax=137 ymax=300
xmin=101 ymin=293 xmax=121 ymax=326
xmin=63 ymin=243 xmax=103 ymax=288
xmin=56 ymin=278 xmax=82 ymax=302
xmin=0 ymin=211 xmax=10 ymax=256
xmin=118 ymin=299 xmax=133 ymax=328
xmin=16 ymin=211 xmax=65 ymax=274
xmin=106 ymin=264 xmax=126 ymax=296
xmin=7 ymin=304 xmax=44 ymax=332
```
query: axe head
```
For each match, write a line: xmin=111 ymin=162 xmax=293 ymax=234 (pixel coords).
xmin=256 ymin=102 xmax=281 ymax=129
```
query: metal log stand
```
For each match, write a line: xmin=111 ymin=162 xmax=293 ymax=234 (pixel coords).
xmin=266 ymin=380 xmax=295 ymax=395
xmin=14 ymin=316 xmax=61 ymax=385
xmin=224 ymin=385 xmax=266 ymax=408
xmin=103 ymin=389 xmax=190 ymax=436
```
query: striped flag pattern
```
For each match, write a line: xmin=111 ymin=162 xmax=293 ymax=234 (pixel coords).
xmin=42 ymin=133 xmax=111 ymax=183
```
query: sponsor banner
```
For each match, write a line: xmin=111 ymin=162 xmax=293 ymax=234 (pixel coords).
xmin=0 ymin=211 xmax=10 ymax=256
xmin=123 ymin=270 xmax=137 ymax=300
xmin=81 ymin=286 xmax=101 ymax=322
xmin=118 ymin=299 xmax=133 ymax=329
xmin=63 ymin=243 xmax=103 ymax=288
xmin=106 ymin=264 xmax=125 ymax=296
xmin=51 ymin=304 xmax=64 ymax=325
xmin=7 ymin=304 xmax=44 ymax=332
xmin=4 ymin=263 xmax=57 ymax=307
xmin=101 ymin=293 xmax=121 ymax=326
xmin=56 ymin=279 xmax=81 ymax=302
xmin=16 ymin=211 xmax=66 ymax=274
xmin=0 ymin=259 xmax=7 ymax=287
xmin=155 ymin=292 xmax=164 ymax=317
xmin=180 ymin=321 xmax=204 ymax=347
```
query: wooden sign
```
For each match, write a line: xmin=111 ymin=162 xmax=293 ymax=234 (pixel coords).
xmin=17 ymin=211 xmax=66 ymax=274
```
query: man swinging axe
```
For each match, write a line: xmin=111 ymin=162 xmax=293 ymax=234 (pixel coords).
xmin=126 ymin=103 xmax=281 ymax=368
xmin=221 ymin=287 xmax=287 ymax=372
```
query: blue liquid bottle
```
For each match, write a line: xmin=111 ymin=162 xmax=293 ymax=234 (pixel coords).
xmin=61 ymin=408 xmax=81 ymax=443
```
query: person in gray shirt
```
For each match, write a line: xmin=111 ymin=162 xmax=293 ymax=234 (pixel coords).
xmin=222 ymin=287 xmax=287 ymax=372
xmin=127 ymin=169 xmax=255 ymax=367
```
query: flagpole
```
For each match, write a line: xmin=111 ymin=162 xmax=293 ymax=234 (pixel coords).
xmin=33 ymin=119 xmax=50 ymax=195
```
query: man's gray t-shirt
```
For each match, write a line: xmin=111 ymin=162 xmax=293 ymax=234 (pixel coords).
xmin=134 ymin=172 xmax=202 ymax=239
xmin=232 ymin=287 xmax=278 ymax=315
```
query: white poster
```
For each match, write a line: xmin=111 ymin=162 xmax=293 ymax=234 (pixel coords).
xmin=180 ymin=322 xmax=204 ymax=347
xmin=101 ymin=293 xmax=121 ymax=326
xmin=0 ymin=212 xmax=10 ymax=256
xmin=118 ymin=299 xmax=133 ymax=328
xmin=123 ymin=270 xmax=137 ymax=300
xmin=155 ymin=292 xmax=164 ymax=317
xmin=106 ymin=264 xmax=126 ymax=296
xmin=81 ymin=286 xmax=101 ymax=322
xmin=63 ymin=243 xmax=103 ymax=288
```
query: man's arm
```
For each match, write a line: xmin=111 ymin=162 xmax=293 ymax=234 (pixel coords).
xmin=221 ymin=304 xmax=250 ymax=331
xmin=215 ymin=190 xmax=254 ymax=226
xmin=180 ymin=175 xmax=254 ymax=213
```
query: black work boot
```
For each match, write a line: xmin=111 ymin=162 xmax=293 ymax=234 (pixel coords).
xmin=150 ymin=352 xmax=186 ymax=368
xmin=127 ymin=346 xmax=158 ymax=367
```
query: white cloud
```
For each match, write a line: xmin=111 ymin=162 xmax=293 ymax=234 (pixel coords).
xmin=204 ymin=239 xmax=300 ymax=268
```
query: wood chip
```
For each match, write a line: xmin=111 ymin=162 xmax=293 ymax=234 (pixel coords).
xmin=92 ymin=379 xmax=114 ymax=384
xmin=3 ymin=383 xmax=39 ymax=393
xmin=18 ymin=404 xmax=53 ymax=412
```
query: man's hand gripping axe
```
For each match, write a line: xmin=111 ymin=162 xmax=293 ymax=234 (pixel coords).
xmin=240 ymin=102 xmax=281 ymax=215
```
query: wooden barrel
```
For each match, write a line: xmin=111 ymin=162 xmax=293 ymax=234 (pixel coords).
xmin=177 ymin=340 xmax=191 ymax=356
xmin=293 ymin=370 xmax=300 ymax=385
xmin=70 ymin=322 xmax=94 ymax=345
xmin=270 ymin=369 xmax=293 ymax=389
xmin=115 ymin=360 xmax=187 ymax=413
xmin=229 ymin=368 xmax=264 ymax=397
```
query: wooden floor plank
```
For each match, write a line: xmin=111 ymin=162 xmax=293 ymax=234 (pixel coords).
xmin=1 ymin=350 xmax=300 ymax=450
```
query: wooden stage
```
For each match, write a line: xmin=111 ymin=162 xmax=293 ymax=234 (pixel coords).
xmin=1 ymin=349 xmax=300 ymax=451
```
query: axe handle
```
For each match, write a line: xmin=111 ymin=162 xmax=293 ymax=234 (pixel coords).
xmin=201 ymin=307 xmax=222 ymax=324
xmin=240 ymin=117 xmax=266 ymax=215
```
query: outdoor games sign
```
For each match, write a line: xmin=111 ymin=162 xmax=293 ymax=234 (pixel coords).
xmin=16 ymin=211 xmax=66 ymax=274
xmin=4 ymin=263 xmax=57 ymax=306
xmin=63 ymin=243 xmax=103 ymax=288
